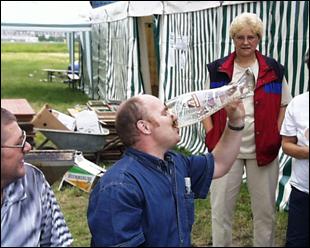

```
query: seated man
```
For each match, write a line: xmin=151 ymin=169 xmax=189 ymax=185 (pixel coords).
xmin=67 ymin=61 xmax=80 ymax=76
xmin=1 ymin=108 xmax=73 ymax=247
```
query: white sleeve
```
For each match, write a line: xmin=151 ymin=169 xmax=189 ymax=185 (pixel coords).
xmin=280 ymin=100 xmax=297 ymax=137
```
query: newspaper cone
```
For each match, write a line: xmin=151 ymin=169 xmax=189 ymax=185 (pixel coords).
xmin=166 ymin=68 xmax=255 ymax=128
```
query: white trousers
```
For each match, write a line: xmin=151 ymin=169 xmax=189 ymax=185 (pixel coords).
xmin=210 ymin=158 xmax=279 ymax=247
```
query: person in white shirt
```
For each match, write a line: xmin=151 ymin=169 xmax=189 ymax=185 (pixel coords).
xmin=280 ymin=50 xmax=309 ymax=247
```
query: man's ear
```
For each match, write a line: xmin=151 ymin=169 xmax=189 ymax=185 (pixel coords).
xmin=136 ymin=120 xmax=151 ymax=134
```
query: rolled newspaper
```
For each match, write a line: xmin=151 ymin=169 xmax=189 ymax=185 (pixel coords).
xmin=166 ymin=68 xmax=255 ymax=128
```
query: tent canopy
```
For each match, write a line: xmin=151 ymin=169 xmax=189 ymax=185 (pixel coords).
xmin=90 ymin=1 xmax=257 ymax=23
xmin=1 ymin=1 xmax=92 ymax=32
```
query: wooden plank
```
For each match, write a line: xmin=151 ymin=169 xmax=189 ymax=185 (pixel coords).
xmin=42 ymin=69 xmax=69 ymax=82
xmin=1 ymin=99 xmax=35 ymax=122
xmin=42 ymin=69 xmax=68 ymax=73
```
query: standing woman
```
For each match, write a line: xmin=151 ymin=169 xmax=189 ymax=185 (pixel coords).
xmin=202 ymin=12 xmax=292 ymax=246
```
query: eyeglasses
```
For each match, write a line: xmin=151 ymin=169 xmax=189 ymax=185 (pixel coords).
xmin=234 ymin=35 xmax=258 ymax=43
xmin=1 ymin=130 xmax=27 ymax=149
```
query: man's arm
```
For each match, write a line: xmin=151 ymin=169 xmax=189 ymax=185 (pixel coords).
xmin=202 ymin=116 xmax=213 ymax=133
xmin=212 ymin=100 xmax=245 ymax=179
xmin=282 ymin=136 xmax=309 ymax=160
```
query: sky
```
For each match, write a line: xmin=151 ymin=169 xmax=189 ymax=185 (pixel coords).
xmin=1 ymin=1 xmax=92 ymax=25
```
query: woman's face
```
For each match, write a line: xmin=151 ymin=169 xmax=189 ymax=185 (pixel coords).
xmin=233 ymin=27 xmax=260 ymax=59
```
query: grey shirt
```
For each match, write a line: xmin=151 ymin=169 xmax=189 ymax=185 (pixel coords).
xmin=1 ymin=163 xmax=73 ymax=247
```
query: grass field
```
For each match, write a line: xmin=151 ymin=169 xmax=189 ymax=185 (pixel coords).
xmin=1 ymin=43 xmax=88 ymax=112
xmin=1 ymin=42 xmax=288 ymax=247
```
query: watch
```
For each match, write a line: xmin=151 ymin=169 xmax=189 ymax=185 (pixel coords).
xmin=228 ymin=122 xmax=245 ymax=131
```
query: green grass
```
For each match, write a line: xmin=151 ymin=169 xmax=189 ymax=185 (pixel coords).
xmin=1 ymin=42 xmax=288 ymax=247
xmin=192 ymin=184 xmax=288 ymax=247
xmin=1 ymin=51 xmax=88 ymax=112
xmin=1 ymin=41 xmax=77 ymax=53
xmin=54 ymin=185 xmax=91 ymax=247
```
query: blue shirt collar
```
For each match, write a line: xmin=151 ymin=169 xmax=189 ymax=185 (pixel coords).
xmin=125 ymin=147 xmax=173 ymax=175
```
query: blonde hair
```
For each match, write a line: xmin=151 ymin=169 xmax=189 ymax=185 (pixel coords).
xmin=229 ymin=12 xmax=264 ymax=39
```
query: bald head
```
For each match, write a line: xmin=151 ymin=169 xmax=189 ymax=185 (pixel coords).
xmin=116 ymin=94 xmax=168 ymax=147
xmin=115 ymin=96 xmax=146 ymax=147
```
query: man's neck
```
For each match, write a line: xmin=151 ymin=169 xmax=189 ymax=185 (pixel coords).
xmin=133 ymin=142 xmax=166 ymax=160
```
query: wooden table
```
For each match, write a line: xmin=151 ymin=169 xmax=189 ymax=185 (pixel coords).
xmin=1 ymin=99 xmax=35 ymax=121
xmin=42 ymin=69 xmax=68 ymax=82
xmin=1 ymin=99 xmax=36 ymax=146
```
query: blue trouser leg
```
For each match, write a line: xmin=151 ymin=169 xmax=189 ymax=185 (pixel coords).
xmin=285 ymin=186 xmax=309 ymax=247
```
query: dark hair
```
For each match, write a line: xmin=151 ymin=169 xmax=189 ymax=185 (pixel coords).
xmin=1 ymin=108 xmax=17 ymax=145
xmin=115 ymin=97 xmax=146 ymax=147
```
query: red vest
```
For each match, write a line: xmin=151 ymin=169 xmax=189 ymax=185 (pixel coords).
xmin=205 ymin=51 xmax=284 ymax=166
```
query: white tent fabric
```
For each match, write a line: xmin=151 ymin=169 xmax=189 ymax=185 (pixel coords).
xmin=91 ymin=1 xmax=221 ymax=23
xmin=90 ymin=1 xmax=258 ymax=23
xmin=1 ymin=1 xmax=92 ymax=32
xmin=91 ymin=17 xmax=143 ymax=100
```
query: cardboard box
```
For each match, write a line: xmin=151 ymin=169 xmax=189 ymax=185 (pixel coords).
xmin=58 ymin=152 xmax=106 ymax=192
xmin=31 ymin=104 xmax=69 ymax=130
xmin=59 ymin=166 xmax=99 ymax=193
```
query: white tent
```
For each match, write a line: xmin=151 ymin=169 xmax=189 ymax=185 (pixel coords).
xmin=1 ymin=1 xmax=92 ymax=32
xmin=1 ymin=1 xmax=93 ymax=94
